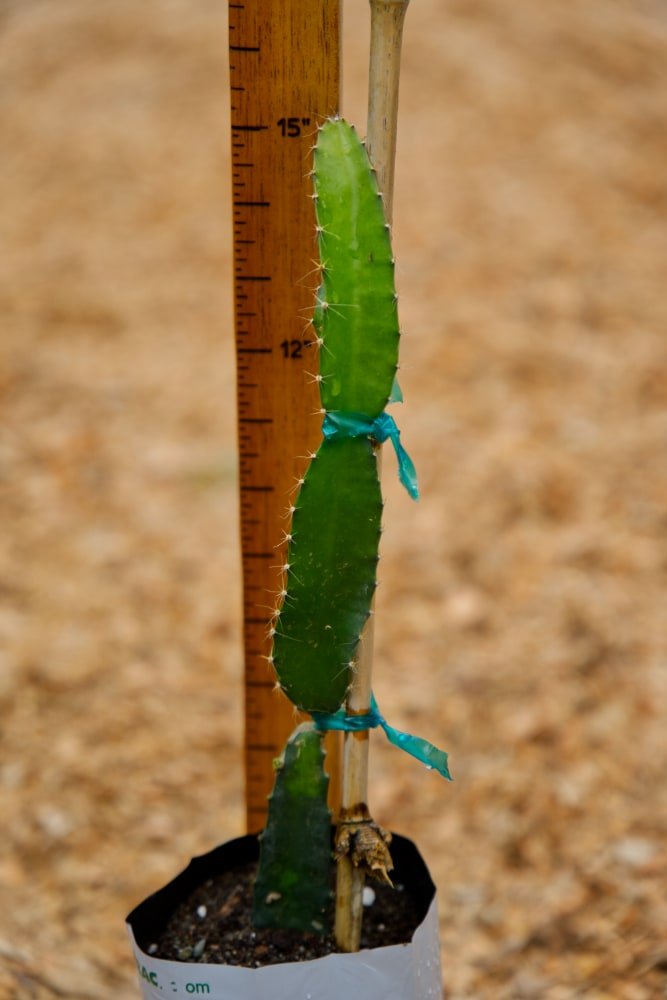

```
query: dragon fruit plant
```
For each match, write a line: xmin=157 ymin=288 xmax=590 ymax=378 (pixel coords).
xmin=251 ymin=117 xmax=449 ymax=949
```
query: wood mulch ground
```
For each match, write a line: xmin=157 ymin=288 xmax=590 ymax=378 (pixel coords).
xmin=1 ymin=1 xmax=665 ymax=997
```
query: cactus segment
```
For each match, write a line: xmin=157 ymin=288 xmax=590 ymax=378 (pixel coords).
xmin=271 ymin=119 xmax=402 ymax=714
xmin=273 ymin=436 xmax=382 ymax=713
xmin=252 ymin=724 xmax=332 ymax=933
xmin=313 ymin=119 xmax=400 ymax=417
xmin=271 ymin=119 xmax=399 ymax=714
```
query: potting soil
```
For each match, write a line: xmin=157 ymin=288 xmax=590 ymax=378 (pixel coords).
xmin=150 ymin=862 xmax=423 ymax=967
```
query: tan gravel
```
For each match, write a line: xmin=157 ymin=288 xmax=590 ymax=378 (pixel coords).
xmin=1 ymin=1 xmax=666 ymax=997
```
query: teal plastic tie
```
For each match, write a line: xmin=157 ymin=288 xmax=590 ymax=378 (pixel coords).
xmin=322 ymin=411 xmax=419 ymax=500
xmin=388 ymin=376 xmax=403 ymax=404
xmin=312 ymin=694 xmax=451 ymax=780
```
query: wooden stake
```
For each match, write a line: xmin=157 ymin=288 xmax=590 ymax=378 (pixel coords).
xmin=367 ymin=0 xmax=410 ymax=221
xmin=334 ymin=0 xmax=410 ymax=953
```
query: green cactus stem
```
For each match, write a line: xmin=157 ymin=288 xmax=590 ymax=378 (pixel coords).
xmin=272 ymin=436 xmax=381 ymax=713
xmin=314 ymin=119 xmax=400 ymax=416
xmin=252 ymin=724 xmax=332 ymax=933
xmin=271 ymin=118 xmax=400 ymax=714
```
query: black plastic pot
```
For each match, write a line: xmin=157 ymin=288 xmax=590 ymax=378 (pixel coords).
xmin=127 ymin=832 xmax=442 ymax=999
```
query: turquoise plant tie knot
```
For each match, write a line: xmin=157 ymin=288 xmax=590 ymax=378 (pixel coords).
xmin=322 ymin=410 xmax=419 ymax=500
xmin=312 ymin=694 xmax=451 ymax=780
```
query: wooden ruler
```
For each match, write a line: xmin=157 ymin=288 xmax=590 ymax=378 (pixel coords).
xmin=228 ymin=0 xmax=341 ymax=832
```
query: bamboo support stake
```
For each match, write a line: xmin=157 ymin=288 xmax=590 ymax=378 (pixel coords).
xmin=366 ymin=0 xmax=410 ymax=216
xmin=335 ymin=0 xmax=410 ymax=953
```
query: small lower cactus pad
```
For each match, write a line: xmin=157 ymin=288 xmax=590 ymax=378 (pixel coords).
xmin=273 ymin=436 xmax=382 ymax=713
xmin=252 ymin=724 xmax=332 ymax=933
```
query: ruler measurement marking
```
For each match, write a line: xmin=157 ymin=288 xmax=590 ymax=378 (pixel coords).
xmin=231 ymin=0 xmax=340 ymax=831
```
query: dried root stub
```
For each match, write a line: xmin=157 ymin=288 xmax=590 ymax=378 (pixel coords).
xmin=335 ymin=808 xmax=394 ymax=887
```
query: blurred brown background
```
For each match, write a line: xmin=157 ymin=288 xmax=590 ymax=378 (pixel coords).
xmin=1 ymin=1 xmax=666 ymax=997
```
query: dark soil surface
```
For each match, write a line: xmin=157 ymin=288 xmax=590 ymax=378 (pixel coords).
xmin=151 ymin=861 xmax=422 ymax=967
